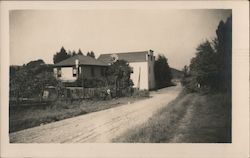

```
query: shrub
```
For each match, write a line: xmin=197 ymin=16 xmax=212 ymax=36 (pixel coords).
xmin=132 ymin=89 xmax=150 ymax=98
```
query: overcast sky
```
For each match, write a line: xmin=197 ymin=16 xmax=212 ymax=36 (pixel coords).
xmin=10 ymin=9 xmax=231 ymax=69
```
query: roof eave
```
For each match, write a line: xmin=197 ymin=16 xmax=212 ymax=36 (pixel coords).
xmin=53 ymin=64 xmax=109 ymax=67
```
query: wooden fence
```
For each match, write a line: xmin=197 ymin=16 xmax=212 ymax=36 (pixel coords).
xmin=63 ymin=87 xmax=106 ymax=99
xmin=10 ymin=86 xmax=133 ymax=106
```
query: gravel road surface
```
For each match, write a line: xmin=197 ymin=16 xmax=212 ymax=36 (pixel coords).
xmin=10 ymin=85 xmax=181 ymax=143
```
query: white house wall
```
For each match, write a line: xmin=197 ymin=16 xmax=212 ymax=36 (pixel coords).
xmin=54 ymin=66 xmax=106 ymax=82
xmin=129 ymin=62 xmax=149 ymax=90
xmin=54 ymin=67 xmax=77 ymax=82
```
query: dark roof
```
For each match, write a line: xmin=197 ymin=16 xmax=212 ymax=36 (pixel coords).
xmin=54 ymin=55 xmax=109 ymax=67
xmin=98 ymin=51 xmax=148 ymax=63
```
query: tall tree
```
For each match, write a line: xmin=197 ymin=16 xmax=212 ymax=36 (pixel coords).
xmin=87 ymin=51 xmax=95 ymax=58
xmin=72 ymin=50 xmax=77 ymax=56
xmin=215 ymin=16 xmax=232 ymax=92
xmin=53 ymin=47 xmax=71 ymax=64
xmin=106 ymin=60 xmax=133 ymax=96
xmin=182 ymin=15 xmax=232 ymax=92
xmin=154 ymin=55 xmax=172 ymax=89
xmin=77 ymin=49 xmax=83 ymax=55
xmin=183 ymin=65 xmax=189 ymax=77
xmin=189 ymin=40 xmax=219 ymax=90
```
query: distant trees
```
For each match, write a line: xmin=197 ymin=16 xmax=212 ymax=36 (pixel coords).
xmin=72 ymin=50 xmax=77 ymax=56
xmin=154 ymin=55 xmax=172 ymax=89
xmin=53 ymin=47 xmax=71 ymax=64
xmin=53 ymin=47 xmax=95 ymax=63
xmin=183 ymin=65 xmax=189 ymax=77
xmin=77 ymin=49 xmax=83 ymax=55
xmin=182 ymin=15 xmax=232 ymax=92
xmin=87 ymin=51 xmax=95 ymax=58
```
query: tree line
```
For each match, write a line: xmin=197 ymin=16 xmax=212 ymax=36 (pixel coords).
xmin=154 ymin=55 xmax=172 ymax=89
xmin=182 ymin=15 xmax=232 ymax=93
xmin=53 ymin=47 xmax=96 ymax=64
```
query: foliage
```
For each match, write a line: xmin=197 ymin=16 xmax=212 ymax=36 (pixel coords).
xmin=77 ymin=49 xmax=83 ymax=55
xmin=154 ymin=54 xmax=172 ymax=89
xmin=10 ymin=59 xmax=59 ymax=100
xmin=182 ymin=65 xmax=189 ymax=77
xmin=53 ymin=47 xmax=86 ymax=63
xmin=114 ymin=92 xmax=231 ymax=143
xmin=75 ymin=77 xmax=106 ymax=88
xmin=106 ymin=60 xmax=134 ymax=97
xmin=189 ymin=41 xmax=219 ymax=90
xmin=132 ymin=89 xmax=149 ymax=98
xmin=182 ymin=15 xmax=232 ymax=93
xmin=72 ymin=50 xmax=77 ymax=56
xmin=215 ymin=16 xmax=232 ymax=92
xmin=86 ymin=51 xmax=95 ymax=58
xmin=53 ymin=47 xmax=71 ymax=64
xmin=9 ymin=95 xmax=145 ymax=133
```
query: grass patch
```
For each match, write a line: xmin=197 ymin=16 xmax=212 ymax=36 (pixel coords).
xmin=9 ymin=96 xmax=147 ymax=133
xmin=176 ymin=92 xmax=231 ymax=143
xmin=113 ymin=91 xmax=231 ymax=143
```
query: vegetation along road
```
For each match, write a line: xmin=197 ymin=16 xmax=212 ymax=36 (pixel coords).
xmin=10 ymin=84 xmax=181 ymax=143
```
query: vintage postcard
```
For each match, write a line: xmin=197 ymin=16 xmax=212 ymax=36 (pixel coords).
xmin=0 ymin=1 xmax=249 ymax=158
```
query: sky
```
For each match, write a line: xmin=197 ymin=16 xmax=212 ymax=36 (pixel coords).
xmin=10 ymin=9 xmax=231 ymax=70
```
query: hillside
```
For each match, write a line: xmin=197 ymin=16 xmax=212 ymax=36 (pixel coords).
xmin=170 ymin=67 xmax=183 ymax=79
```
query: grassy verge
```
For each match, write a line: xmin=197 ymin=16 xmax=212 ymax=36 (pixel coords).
xmin=9 ymin=96 xmax=148 ymax=133
xmin=113 ymin=91 xmax=231 ymax=143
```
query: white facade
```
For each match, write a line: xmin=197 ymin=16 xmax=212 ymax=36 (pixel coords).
xmin=130 ymin=62 xmax=149 ymax=90
xmin=54 ymin=67 xmax=78 ymax=82
xmin=54 ymin=65 xmax=107 ymax=83
xmin=129 ymin=52 xmax=156 ymax=90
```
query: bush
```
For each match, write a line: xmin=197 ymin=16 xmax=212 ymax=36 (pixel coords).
xmin=132 ymin=89 xmax=150 ymax=98
xmin=181 ymin=76 xmax=199 ymax=93
xmin=75 ymin=77 xmax=106 ymax=88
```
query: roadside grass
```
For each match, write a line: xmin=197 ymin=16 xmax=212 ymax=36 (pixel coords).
xmin=113 ymin=91 xmax=231 ymax=143
xmin=9 ymin=96 xmax=148 ymax=133
xmin=174 ymin=92 xmax=231 ymax=143
xmin=113 ymin=91 xmax=193 ymax=143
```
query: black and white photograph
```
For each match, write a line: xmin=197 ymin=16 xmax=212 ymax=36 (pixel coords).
xmin=0 ymin=1 xmax=249 ymax=158
xmin=9 ymin=8 xmax=232 ymax=143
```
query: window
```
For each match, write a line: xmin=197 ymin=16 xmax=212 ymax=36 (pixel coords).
xmin=57 ymin=68 xmax=61 ymax=77
xmin=73 ymin=66 xmax=77 ymax=77
xmin=91 ymin=67 xmax=95 ymax=77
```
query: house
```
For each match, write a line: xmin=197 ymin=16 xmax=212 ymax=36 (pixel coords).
xmin=98 ymin=50 xmax=156 ymax=90
xmin=53 ymin=55 xmax=109 ymax=82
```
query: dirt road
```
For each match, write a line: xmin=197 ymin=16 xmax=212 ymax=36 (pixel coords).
xmin=10 ymin=85 xmax=181 ymax=143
